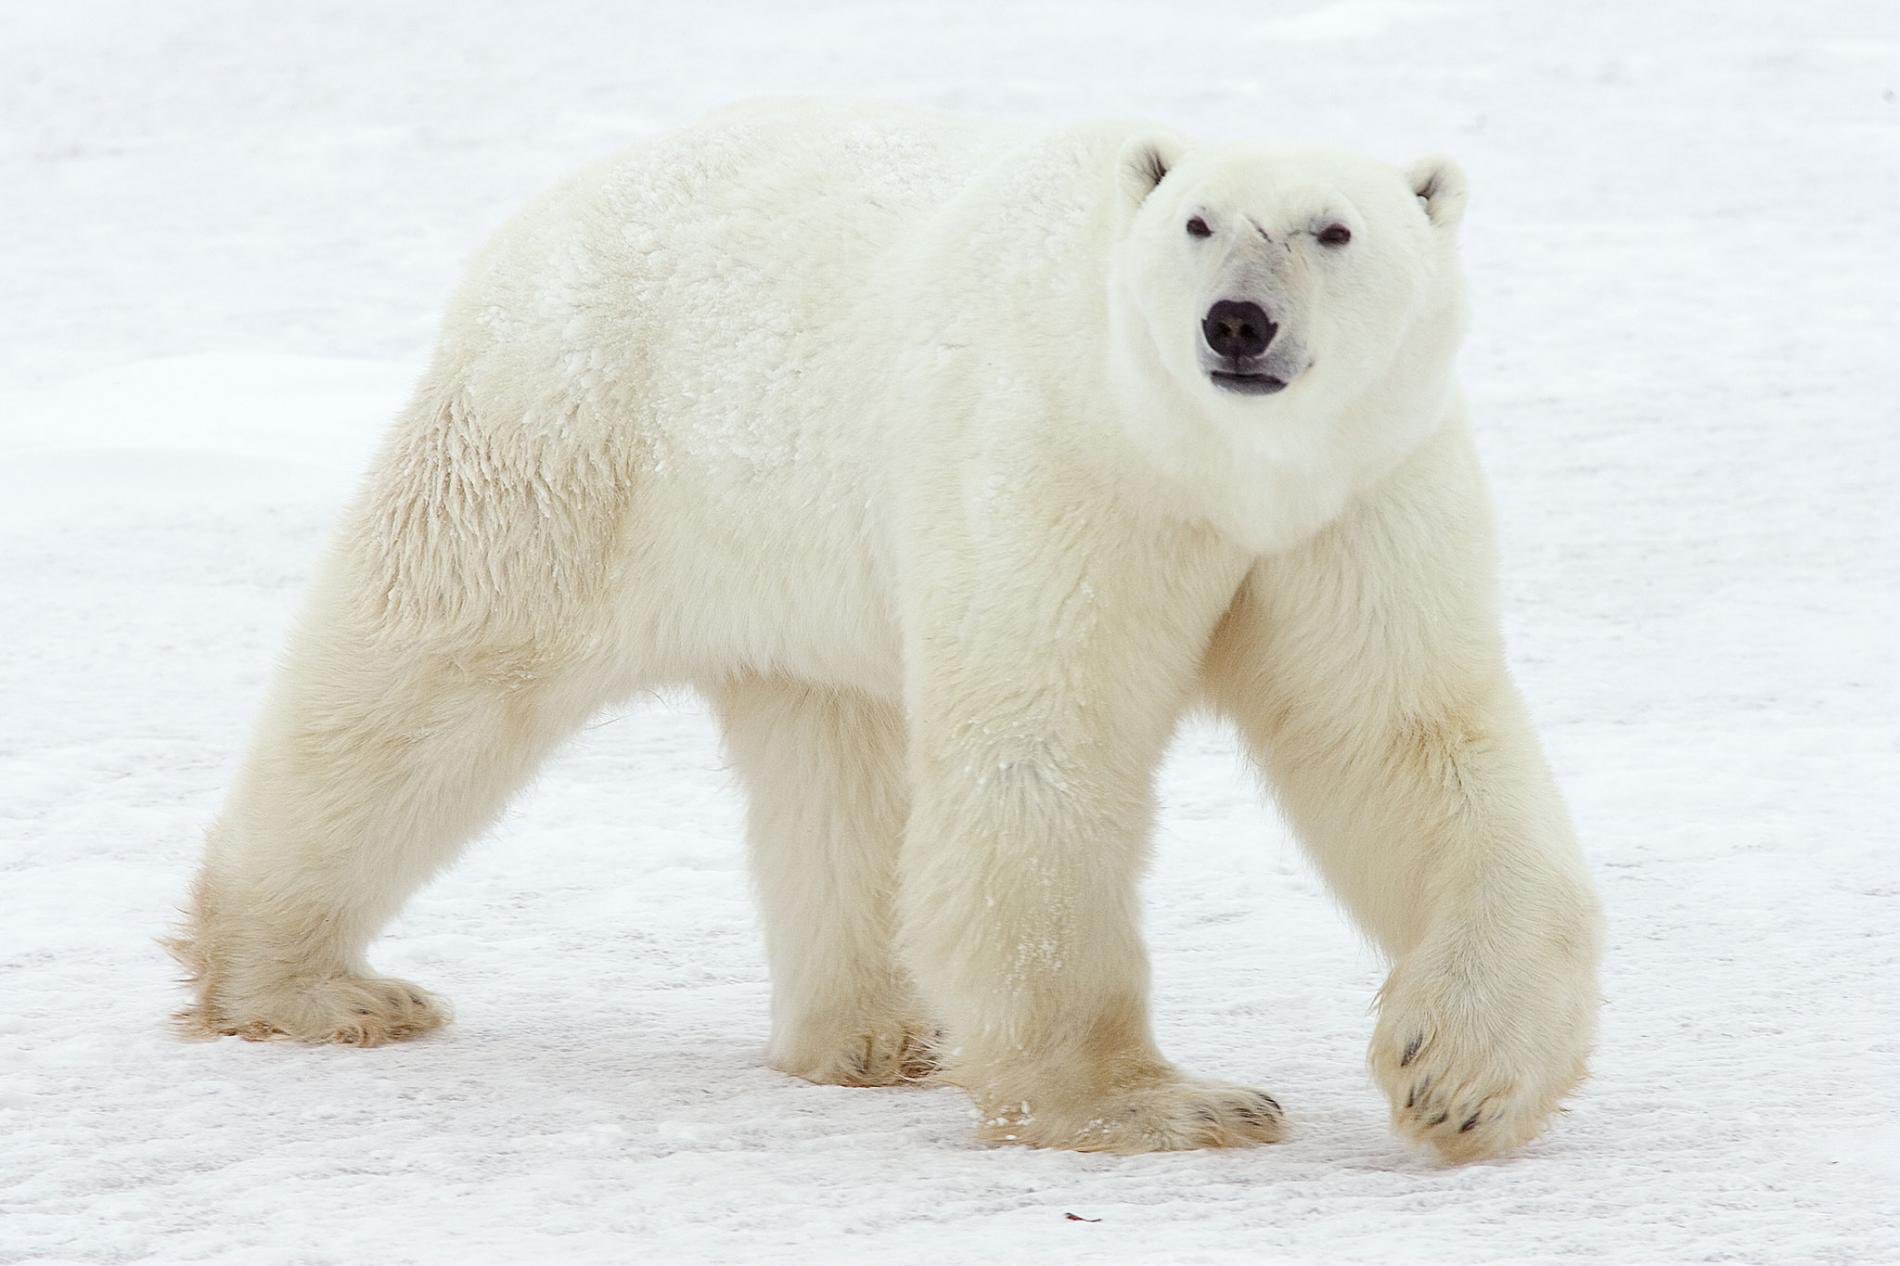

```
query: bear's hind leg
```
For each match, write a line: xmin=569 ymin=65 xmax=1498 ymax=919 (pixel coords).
xmin=173 ymin=575 xmax=608 ymax=1044
xmin=713 ymin=677 xmax=935 ymax=1087
xmin=174 ymin=385 xmax=635 ymax=1043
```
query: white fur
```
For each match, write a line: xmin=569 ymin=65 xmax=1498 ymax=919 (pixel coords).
xmin=172 ymin=100 xmax=1602 ymax=1162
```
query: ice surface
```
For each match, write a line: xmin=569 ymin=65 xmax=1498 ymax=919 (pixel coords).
xmin=3 ymin=1 xmax=1897 ymax=1262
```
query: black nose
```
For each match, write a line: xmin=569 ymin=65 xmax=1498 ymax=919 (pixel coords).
xmin=1202 ymin=300 xmax=1276 ymax=359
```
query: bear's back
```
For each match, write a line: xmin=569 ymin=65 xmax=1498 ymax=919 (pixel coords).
xmin=410 ymin=103 xmax=1139 ymax=688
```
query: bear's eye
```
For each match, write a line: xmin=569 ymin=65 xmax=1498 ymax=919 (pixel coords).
xmin=1318 ymin=223 xmax=1352 ymax=246
xmin=1185 ymin=216 xmax=1212 ymax=238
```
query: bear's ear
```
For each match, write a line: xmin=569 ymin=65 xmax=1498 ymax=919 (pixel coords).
xmin=1118 ymin=130 xmax=1184 ymax=210
xmin=1407 ymin=155 xmax=1468 ymax=232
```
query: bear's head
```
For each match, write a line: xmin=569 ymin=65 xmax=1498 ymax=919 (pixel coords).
xmin=1111 ymin=134 xmax=1467 ymax=410
xmin=1104 ymin=133 xmax=1470 ymax=544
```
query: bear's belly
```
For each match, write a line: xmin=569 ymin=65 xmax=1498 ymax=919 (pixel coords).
xmin=605 ymin=444 xmax=905 ymax=698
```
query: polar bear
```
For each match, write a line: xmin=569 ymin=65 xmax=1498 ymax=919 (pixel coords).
xmin=172 ymin=100 xmax=1603 ymax=1163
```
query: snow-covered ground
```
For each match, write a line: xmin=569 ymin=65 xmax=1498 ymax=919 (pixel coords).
xmin=4 ymin=1 xmax=1897 ymax=1262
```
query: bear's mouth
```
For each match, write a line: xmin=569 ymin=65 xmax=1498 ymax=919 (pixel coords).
xmin=1209 ymin=370 xmax=1288 ymax=395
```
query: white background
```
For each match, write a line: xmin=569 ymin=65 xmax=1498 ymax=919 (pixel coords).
xmin=3 ymin=2 xmax=1897 ymax=1262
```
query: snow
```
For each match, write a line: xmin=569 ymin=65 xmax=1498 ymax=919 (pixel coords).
xmin=3 ymin=0 xmax=1897 ymax=1262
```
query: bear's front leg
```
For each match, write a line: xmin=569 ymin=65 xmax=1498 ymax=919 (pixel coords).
xmin=1206 ymin=421 xmax=1603 ymax=1162
xmin=895 ymin=496 xmax=1281 ymax=1153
